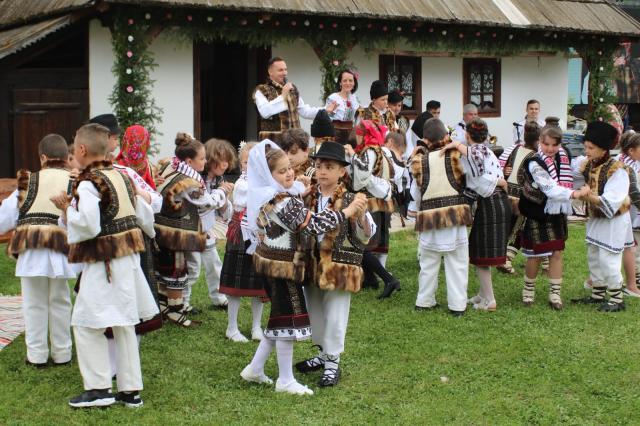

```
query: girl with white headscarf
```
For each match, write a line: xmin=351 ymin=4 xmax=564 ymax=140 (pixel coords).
xmin=241 ymin=139 xmax=364 ymax=396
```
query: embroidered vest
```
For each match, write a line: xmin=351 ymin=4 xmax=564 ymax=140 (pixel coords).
xmin=506 ymin=146 xmax=535 ymax=198
xmin=411 ymin=150 xmax=472 ymax=231
xmin=519 ymin=156 xmax=558 ymax=220
xmin=8 ymin=160 xmax=71 ymax=256
xmin=582 ymin=157 xmax=631 ymax=218
xmin=305 ymin=186 xmax=365 ymax=293
xmin=253 ymin=193 xmax=308 ymax=283
xmin=358 ymin=146 xmax=395 ymax=213
xmin=356 ymin=104 xmax=396 ymax=130
xmin=154 ymin=162 xmax=207 ymax=252
xmin=254 ymin=82 xmax=300 ymax=144
xmin=68 ymin=162 xmax=144 ymax=263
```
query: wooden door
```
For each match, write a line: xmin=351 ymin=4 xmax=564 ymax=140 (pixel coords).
xmin=11 ymin=88 xmax=88 ymax=172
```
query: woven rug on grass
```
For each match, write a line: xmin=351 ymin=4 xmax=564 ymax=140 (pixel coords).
xmin=0 ymin=295 xmax=24 ymax=351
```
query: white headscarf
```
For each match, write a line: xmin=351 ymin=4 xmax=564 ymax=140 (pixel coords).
xmin=246 ymin=139 xmax=305 ymax=253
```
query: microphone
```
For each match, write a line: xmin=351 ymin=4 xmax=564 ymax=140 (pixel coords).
xmin=513 ymin=122 xmax=522 ymax=127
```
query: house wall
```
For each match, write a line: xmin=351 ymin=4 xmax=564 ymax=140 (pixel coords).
xmin=89 ymin=19 xmax=194 ymax=160
xmin=274 ymin=41 xmax=569 ymax=146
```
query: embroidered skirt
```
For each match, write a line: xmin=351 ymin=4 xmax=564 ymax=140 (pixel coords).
xmin=520 ymin=214 xmax=568 ymax=257
xmin=469 ymin=190 xmax=512 ymax=266
xmin=506 ymin=209 xmax=525 ymax=249
xmin=220 ymin=212 xmax=267 ymax=298
xmin=367 ymin=211 xmax=390 ymax=254
xmin=154 ymin=249 xmax=188 ymax=290
xmin=263 ymin=277 xmax=311 ymax=341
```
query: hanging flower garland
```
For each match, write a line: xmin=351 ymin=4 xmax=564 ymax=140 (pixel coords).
xmin=580 ymin=46 xmax=618 ymax=122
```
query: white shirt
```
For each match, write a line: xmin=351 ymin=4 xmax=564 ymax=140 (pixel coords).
xmin=326 ymin=92 xmax=360 ymax=122
xmin=348 ymin=148 xmax=392 ymax=200
xmin=0 ymin=190 xmax=76 ymax=279
xmin=462 ymin=146 xmax=503 ymax=198
xmin=512 ymin=117 xmax=546 ymax=144
xmin=254 ymin=90 xmax=319 ymax=120
xmin=113 ymin=164 xmax=163 ymax=214
xmin=315 ymin=194 xmax=376 ymax=243
xmin=450 ymin=121 xmax=467 ymax=144
xmin=528 ymin=161 xmax=573 ymax=215
xmin=201 ymin=176 xmax=232 ymax=246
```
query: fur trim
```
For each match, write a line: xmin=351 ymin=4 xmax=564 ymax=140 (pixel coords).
xmin=68 ymin=228 xmax=145 ymax=263
xmin=41 ymin=159 xmax=69 ymax=170
xmin=410 ymin=154 xmax=424 ymax=187
xmin=15 ymin=169 xmax=30 ymax=208
xmin=509 ymin=196 xmax=520 ymax=216
xmin=366 ymin=197 xmax=395 ymax=213
xmin=317 ymin=260 xmax=362 ymax=293
xmin=449 ymin=150 xmax=465 ymax=187
xmin=9 ymin=225 xmax=68 ymax=257
xmin=415 ymin=204 xmax=473 ymax=231
xmin=253 ymin=250 xmax=306 ymax=283
xmin=72 ymin=160 xmax=115 ymax=208
xmin=154 ymin=223 xmax=206 ymax=252
xmin=165 ymin=177 xmax=204 ymax=211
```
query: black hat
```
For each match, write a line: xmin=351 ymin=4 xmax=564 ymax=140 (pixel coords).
xmin=388 ymin=90 xmax=404 ymax=104
xmin=411 ymin=111 xmax=433 ymax=138
xmin=311 ymin=110 xmax=335 ymax=138
xmin=544 ymin=116 xmax=561 ymax=128
xmin=370 ymin=80 xmax=387 ymax=100
xmin=584 ymin=121 xmax=618 ymax=150
xmin=89 ymin=114 xmax=121 ymax=135
xmin=310 ymin=141 xmax=350 ymax=165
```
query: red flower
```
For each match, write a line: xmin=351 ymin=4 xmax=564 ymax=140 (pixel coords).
xmin=346 ymin=101 xmax=351 ymax=108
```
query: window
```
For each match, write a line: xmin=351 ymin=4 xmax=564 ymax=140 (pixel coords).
xmin=463 ymin=58 xmax=501 ymax=117
xmin=379 ymin=55 xmax=421 ymax=119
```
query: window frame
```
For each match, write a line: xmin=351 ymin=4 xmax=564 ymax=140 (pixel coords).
xmin=462 ymin=58 xmax=501 ymax=118
xmin=378 ymin=54 xmax=422 ymax=120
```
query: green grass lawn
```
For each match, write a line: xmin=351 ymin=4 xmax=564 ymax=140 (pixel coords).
xmin=1 ymin=224 xmax=640 ymax=424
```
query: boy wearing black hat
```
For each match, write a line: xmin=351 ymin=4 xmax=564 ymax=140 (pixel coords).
xmin=310 ymin=109 xmax=337 ymax=150
xmin=387 ymin=90 xmax=409 ymax=134
xmin=572 ymin=121 xmax=633 ymax=312
xmin=296 ymin=141 xmax=374 ymax=387
xmin=355 ymin=80 xmax=396 ymax=130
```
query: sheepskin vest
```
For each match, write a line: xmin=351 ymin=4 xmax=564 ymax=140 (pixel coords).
xmin=356 ymin=104 xmax=396 ymax=131
xmin=410 ymin=150 xmax=472 ymax=231
xmin=254 ymin=81 xmax=300 ymax=144
xmin=8 ymin=160 xmax=71 ymax=257
xmin=68 ymin=161 xmax=144 ymax=263
xmin=305 ymin=184 xmax=365 ymax=293
xmin=253 ymin=193 xmax=308 ymax=283
xmin=505 ymin=146 xmax=535 ymax=215
xmin=582 ymin=157 xmax=631 ymax=218
xmin=358 ymin=145 xmax=395 ymax=213
xmin=154 ymin=162 xmax=207 ymax=252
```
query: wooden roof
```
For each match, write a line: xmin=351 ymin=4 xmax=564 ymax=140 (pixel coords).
xmin=0 ymin=0 xmax=93 ymax=30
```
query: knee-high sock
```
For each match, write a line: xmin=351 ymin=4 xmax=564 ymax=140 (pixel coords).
xmin=275 ymin=340 xmax=295 ymax=384
xmin=549 ymin=278 xmax=562 ymax=303
xmin=362 ymin=251 xmax=394 ymax=283
xmin=609 ymin=287 xmax=624 ymax=304
xmin=251 ymin=297 xmax=264 ymax=331
xmin=476 ymin=266 xmax=494 ymax=301
xmin=506 ymin=246 xmax=518 ymax=262
xmin=226 ymin=296 xmax=241 ymax=334
xmin=523 ymin=276 xmax=536 ymax=301
xmin=248 ymin=338 xmax=274 ymax=375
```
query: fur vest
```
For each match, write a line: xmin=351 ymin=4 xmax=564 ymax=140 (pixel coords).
xmin=254 ymin=80 xmax=301 ymax=144
xmin=9 ymin=159 xmax=71 ymax=257
xmin=410 ymin=149 xmax=472 ymax=231
xmin=357 ymin=145 xmax=395 ymax=213
xmin=253 ymin=193 xmax=308 ymax=283
xmin=68 ymin=161 xmax=145 ymax=263
xmin=582 ymin=157 xmax=631 ymax=218
xmin=154 ymin=162 xmax=207 ymax=252
xmin=305 ymin=184 xmax=365 ymax=293
xmin=356 ymin=104 xmax=396 ymax=130
xmin=504 ymin=146 xmax=535 ymax=215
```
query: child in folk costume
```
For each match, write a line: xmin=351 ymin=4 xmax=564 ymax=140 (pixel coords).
xmin=345 ymin=119 xmax=400 ymax=299
xmin=296 ymin=141 xmax=374 ymax=387
xmin=154 ymin=133 xmax=218 ymax=327
xmin=410 ymin=118 xmax=473 ymax=316
xmin=384 ymin=131 xmax=411 ymax=219
xmin=441 ymin=119 xmax=511 ymax=311
xmin=219 ymin=141 xmax=267 ymax=343
xmin=241 ymin=140 xmax=365 ymax=396
xmin=0 ymin=135 xmax=74 ymax=368
xmin=497 ymin=120 xmax=541 ymax=275
xmin=281 ymin=128 xmax=314 ymax=180
xmin=53 ymin=124 xmax=158 ymax=408
xmin=183 ymin=138 xmax=235 ymax=313
xmin=355 ymin=80 xmax=396 ymax=131
xmin=519 ymin=124 xmax=587 ymax=310
xmin=571 ymin=122 xmax=634 ymax=312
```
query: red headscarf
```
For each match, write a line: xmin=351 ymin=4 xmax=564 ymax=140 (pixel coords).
xmin=355 ymin=119 xmax=387 ymax=153
xmin=116 ymin=124 xmax=155 ymax=189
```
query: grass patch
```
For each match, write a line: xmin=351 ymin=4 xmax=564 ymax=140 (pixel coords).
xmin=1 ymin=224 xmax=640 ymax=424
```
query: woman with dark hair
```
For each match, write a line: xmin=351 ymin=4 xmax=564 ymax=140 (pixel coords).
xmin=326 ymin=69 xmax=360 ymax=145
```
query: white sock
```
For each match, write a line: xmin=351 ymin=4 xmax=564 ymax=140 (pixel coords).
xmin=226 ymin=296 xmax=241 ymax=335
xmin=476 ymin=266 xmax=494 ymax=302
xmin=276 ymin=340 xmax=295 ymax=385
xmin=251 ymin=297 xmax=264 ymax=331
xmin=247 ymin=338 xmax=274 ymax=375
xmin=107 ymin=337 xmax=117 ymax=377
xmin=324 ymin=353 xmax=340 ymax=371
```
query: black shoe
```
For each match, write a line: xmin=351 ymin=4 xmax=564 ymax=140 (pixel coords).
xmin=25 ymin=359 xmax=48 ymax=369
xmin=415 ymin=304 xmax=439 ymax=311
xmin=449 ymin=310 xmax=465 ymax=317
xmin=188 ymin=307 xmax=201 ymax=315
xmin=571 ymin=296 xmax=603 ymax=305
xmin=318 ymin=366 xmax=341 ymax=387
xmin=598 ymin=301 xmax=626 ymax=312
xmin=295 ymin=356 xmax=325 ymax=373
xmin=208 ymin=303 xmax=228 ymax=311
xmin=52 ymin=360 xmax=72 ymax=367
xmin=115 ymin=391 xmax=143 ymax=408
xmin=68 ymin=389 xmax=115 ymax=408
xmin=378 ymin=279 xmax=401 ymax=299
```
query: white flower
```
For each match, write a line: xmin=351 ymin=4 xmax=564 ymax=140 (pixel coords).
xmin=508 ymin=34 xmax=514 ymax=39
xmin=258 ymin=19 xmax=264 ymax=24
xmin=127 ymin=35 xmax=134 ymax=42
xmin=599 ymin=98 xmax=603 ymax=102
xmin=396 ymin=26 xmax=402 ymax=32
xmin=350 ymin=25 xmax=356 ymax=31
xmin=332 ymin=40 xmax=338 ymax=45
xmin=207 ymin=16 xmax=213 ymax=22
xmin=304 ymin=20 xmax=310 ymax=26
xmin=127 ymin=107 xmax=133 ymax=112
xmin=442 ymin=30 xmax=447 ymax=35
xmin=126 ymin=68 xmax=132 ymax=74
xmin=145 ymin=13 xmax=151 ymax=20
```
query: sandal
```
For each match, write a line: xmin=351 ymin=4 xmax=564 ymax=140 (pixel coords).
xmin=318 ymin=366 xmax=341 ymax=387
xmin=166 ymin=312 xmax=201 ymax=328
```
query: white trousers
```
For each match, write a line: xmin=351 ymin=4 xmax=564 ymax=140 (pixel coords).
xmin=21 ymin=277 xmax=72 ymax=364
xmin=74 ymin=325 xmax=142 ymax=392
xmin=588 ymin=244 xmax=623 ymax=289
xmin=417 ymin=245 xmax=469 ymax=312
xmin=184 ymin=248 xmax=227 ymax=305
xmin=304 ymin=286 xmax=351 ymax=357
